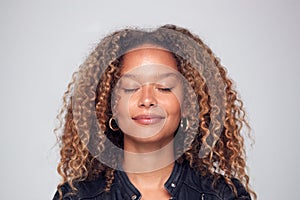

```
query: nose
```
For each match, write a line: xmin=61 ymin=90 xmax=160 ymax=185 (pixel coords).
xmin=138 ymin=84 xmax=157 ymax=108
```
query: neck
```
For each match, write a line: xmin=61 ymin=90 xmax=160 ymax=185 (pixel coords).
xmin=122 ymin=138 xmax=175 ymax=173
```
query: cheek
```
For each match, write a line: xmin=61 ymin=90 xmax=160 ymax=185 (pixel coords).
xmin=162 ymin=96 xmax=181 ymax=116
xmin=116 ymin=94 xmax=137 ymax=117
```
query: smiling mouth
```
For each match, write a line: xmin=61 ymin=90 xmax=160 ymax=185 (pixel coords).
xmin=132 ymin=114 xmax=165 ymax=125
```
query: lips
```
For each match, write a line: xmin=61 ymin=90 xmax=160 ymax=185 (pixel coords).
xmin=132 ymin=114 xmax=165 ymax=125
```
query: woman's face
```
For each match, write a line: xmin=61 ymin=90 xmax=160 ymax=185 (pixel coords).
xmin=112 ymin=45 xmax=183 ymax=147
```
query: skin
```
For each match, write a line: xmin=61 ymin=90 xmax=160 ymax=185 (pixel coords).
xmin=116 ymin=44 xmax=183 ymax=200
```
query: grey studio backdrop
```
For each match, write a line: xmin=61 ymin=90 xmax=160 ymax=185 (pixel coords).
xmin=0 ymin=0 xmax=299 ymax=199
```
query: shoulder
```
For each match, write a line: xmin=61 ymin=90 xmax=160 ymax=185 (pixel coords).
xmin=221 ymin=178 xmax=251 ymax=200
xmin=52 ymin=174 xmax=107 ymax=200
xmin=52 ymin=183 xmax=76 ymax=200
xmin=184 ymin=165 xmax=251 ymax=199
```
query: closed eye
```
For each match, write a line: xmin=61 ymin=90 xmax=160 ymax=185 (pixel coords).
xmin=122 ymin=88 xmax=139 ymax=93
xmin=157 ymin=87 xmax=173 ymax=92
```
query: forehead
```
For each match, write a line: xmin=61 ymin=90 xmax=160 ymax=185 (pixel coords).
xmin=120 ymin=45 xmax=178 ymax=75
xmin=120 ymin=64 xmax=180 ymax=83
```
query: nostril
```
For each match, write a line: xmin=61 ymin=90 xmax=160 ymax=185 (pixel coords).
xmin=138 ymin=101 xmax=156 ymax=108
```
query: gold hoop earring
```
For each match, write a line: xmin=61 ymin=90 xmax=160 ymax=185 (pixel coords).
xmin=109 ymin=118 xmax=119 ymax=131
xmin=180 ymin=118 xmax=190 ymax=132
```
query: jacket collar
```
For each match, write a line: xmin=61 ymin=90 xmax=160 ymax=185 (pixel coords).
xmin=115 ymin=161 xmax=188 ymax=200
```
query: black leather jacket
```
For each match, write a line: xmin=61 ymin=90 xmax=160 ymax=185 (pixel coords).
xmin=53 ymin=161 xmax=251 ymax=200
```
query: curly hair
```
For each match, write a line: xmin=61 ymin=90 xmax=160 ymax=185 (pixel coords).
xmin=54 ymin=24 xmax=256 ymax=199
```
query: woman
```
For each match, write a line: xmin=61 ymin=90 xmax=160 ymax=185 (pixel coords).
xmin=53 ymin=24 xmax=256 ymax=199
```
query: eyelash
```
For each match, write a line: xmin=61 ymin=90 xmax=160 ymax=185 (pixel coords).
xmin=122 ymin=87 xmax=173 ymax=93
xmin=157 ymin=87 xmax=173 ymax=92
xmin=123 ymin=88 xmax=139 ymax=93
